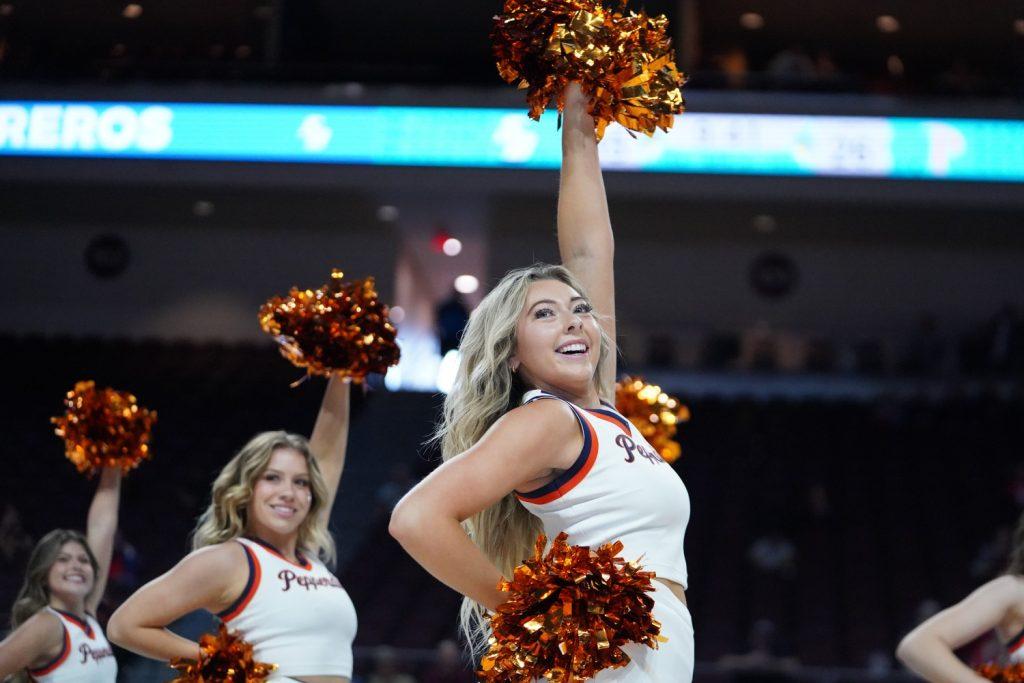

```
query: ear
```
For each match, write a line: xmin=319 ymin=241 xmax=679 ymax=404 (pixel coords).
xmin=508 ymin=356 xmax=520 ymax=373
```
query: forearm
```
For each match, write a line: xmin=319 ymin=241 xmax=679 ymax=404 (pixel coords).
xmin=897 ymin=635 xmax=988 ymax=683
xmin=87 ymin=467 xmax=122 ymax=539
xmin=390 ymin=506 xmax=506 ymax=611
xmin=558 ymin=93 xmax=612 ymax=262
xmin=309 ymin=376 xmax=351 ymax=511
xmin=107 ymin=618 xmax=199 ymax=662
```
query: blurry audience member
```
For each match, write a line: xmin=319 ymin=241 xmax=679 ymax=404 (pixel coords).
xmin=971 ymin=525 xmax=1012 ymax=580
xmin=421 ymin=639 xmax=473 ymax=683
xmin=375 ymin=463 xmax=415 ymax=516
xmin=714 ymin=46 xmax=750 ymax=89
xmin=719 ymin=618 xmax=801 ymax=680
xmin=865 ymin=648 xmax=893 ymax=679
xmin=368 ymin=645 xmax=416 ymax=683
xmin=436 ymin=289 xmax=470 ymax=356
xmin=900 ymin=313 xmax=945 ymax=376
xmin=0 ymin=503 xmax=33 ymax=569
xmin=767 ymin=46 xmax=816 ymax=86
xmin=748 ymin=533 xmax=797 ymax=577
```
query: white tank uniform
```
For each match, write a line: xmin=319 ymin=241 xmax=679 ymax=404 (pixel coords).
xmin=217 ymin=537 xmax=358 ymax=682
xmin=28 ymin=608 xmax=117 ymax=682
xmin=1007 ymin=627 xmax=1024 ymax=663
xmin=516 ymin=390 xmax=694 ymax=683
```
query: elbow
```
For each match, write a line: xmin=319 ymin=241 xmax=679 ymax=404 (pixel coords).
xmin=105 ymin=606 xmax=130 ymax=649
xmin=388 ymin=497 xmax=418 ymax=546
xmin=895 ymin=632 xmax=919 ymax=668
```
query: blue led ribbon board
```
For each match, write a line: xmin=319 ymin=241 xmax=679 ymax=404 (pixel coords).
xmin=1 ymin=101 xmax=1022 ymax=182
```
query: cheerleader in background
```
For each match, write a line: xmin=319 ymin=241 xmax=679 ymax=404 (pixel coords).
xmin=108 ymin=378 xmax=356 ymax=683
xmin=0 ymin=466 xmax=121 ymax=682
xmin=898 ymin=511 xmax=1024 ymax=682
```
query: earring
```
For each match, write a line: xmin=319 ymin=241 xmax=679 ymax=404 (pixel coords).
xmin=510 ymin=361 xmax=520 ymax=373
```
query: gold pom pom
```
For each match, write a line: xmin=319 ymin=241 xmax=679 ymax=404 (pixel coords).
xmin=977 ymin=664 xmax=1024 ymax=683
xmin=170 ymin=624 xmax=276 ymax=682
xmin=492 ymin=0 xmax=686 ymax=140
xmin=479 ymin=532 xmax=664 ymax=682
xmin=258 ymin=269 xmax=401 ymax=383
xmin=614 ymin=376 xmax=689 ymax=463
xmin=51 ymin=381 xmax=156 ymax=477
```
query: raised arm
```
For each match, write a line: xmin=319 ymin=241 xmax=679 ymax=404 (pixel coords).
xmin=308 ymin=376 xmax=351 ymax=517
xmin=388 ymin=400 xmax=582 ymax=610
xmin=557 ymin=83 xmax=616 ymax=395
xmin=896 ymin=575 xmax=1022 ymax=683
xmin=85 ymin=465 xmax=122 ymax=614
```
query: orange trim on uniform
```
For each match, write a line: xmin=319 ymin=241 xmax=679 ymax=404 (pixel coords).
xmin=517 ymin=412 xmax=599 ymax=505
xmin=53 ymin=609 xmax=94 ymax=639
xmin=220 ymin=544 xmax=262 ymax=623
xmin=29 ymin=625 xmax=70 ymax=677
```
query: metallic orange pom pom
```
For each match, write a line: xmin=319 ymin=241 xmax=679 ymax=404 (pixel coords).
xmin=492 ymin=0 xmax=686 ymax=140
xmin=614 ymin=376 xmax=688 ymax=463
xmin=170 ymin=624 xmax=276 ymax=682
xmin=479 ymin=532 xmax=664 ymax=682
xmin=258 ymin=270 xmax=401 ymax=383
xmin=977 ymin=663 xmax=1024 ymax=682
xmin=51 ymin=381 xmax=156 ymax=477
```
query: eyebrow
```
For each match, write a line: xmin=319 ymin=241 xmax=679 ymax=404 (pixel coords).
xmin=527 ymin=297 xmax=586 ymax=313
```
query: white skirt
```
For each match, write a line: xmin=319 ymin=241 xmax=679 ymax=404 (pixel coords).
xmin=591 ymin=581 xmax=695 ymax=683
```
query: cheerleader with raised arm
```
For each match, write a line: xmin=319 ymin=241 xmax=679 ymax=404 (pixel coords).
xmin=0 ymin=467 xmax=122 ymax=682
xmin=389 ymin=84 xmax=694 ymax=681
xmin=108 ymin=378 xmax=356 ymax=683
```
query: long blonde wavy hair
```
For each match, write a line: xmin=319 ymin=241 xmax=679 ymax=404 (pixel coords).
xmin=8 ymin=530 xmax=99 ymax=683
xmin=434 ymin=263 xmax=614 ymax=651
xmin=191 ymin=431 xmax=336 ymax=568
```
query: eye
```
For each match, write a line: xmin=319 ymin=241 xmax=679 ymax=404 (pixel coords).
xmin=264 ymin=473 xmax=279 ymax=482
xmin=533 ymin=307 xmax=554 ymax=319
xmin=574 ymin=302 xmax=593 ymax=314
xmin=295 ymin=479 xmax=310 ymax=488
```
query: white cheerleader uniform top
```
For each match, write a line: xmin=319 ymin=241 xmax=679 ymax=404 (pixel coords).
xmin=515 ymin=390 xmax=691 ymax=588
xmin=29 ymin=608 xmax=117 ymax=682
xmin=1007 ymin=627 xmax=1024 ymax=662
xmin=217 ymin=537 xmax=358 ymax=679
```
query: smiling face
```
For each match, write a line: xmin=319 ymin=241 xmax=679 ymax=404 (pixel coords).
xmin=510 ymin=278 xmax=601 ymax=401
xmin=246 ymin=447 xmax=313 ymax=542
xmin=46 ymin=540 xmax=96 ymax=603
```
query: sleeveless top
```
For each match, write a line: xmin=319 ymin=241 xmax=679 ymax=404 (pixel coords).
xmin=28 ymin=608 xmax=117 ymax=682
xmin=1007 ymin=626 xmax=1024 ymax=663
xmin=515 ymin=390 xmax=691 ymax=588
xmin=217 ymin=537 xmax=357 ymax=678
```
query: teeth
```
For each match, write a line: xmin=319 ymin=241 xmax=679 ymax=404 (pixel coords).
xmin=558 ymin=343 xmax=587 ymax=354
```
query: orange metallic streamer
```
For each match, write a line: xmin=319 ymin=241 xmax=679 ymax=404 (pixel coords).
xmin=169 ymin=624 xmax=276 ymax=682
xmin=258 ymin=270 xmax=400 ymax=383
xmin=492 ymin=0 xmax=686 ymax=140
xmin=977 ymin=664 xmax=1024 ymax=683
xmin=479 ymin=532 xmax=664 ymax=682
xmin=614 ymin=376 xmax=689 ymax=463
xmin=51 ymin=381 xmax=156 ymax=477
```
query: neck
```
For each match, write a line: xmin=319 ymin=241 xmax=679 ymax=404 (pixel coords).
xmin=49 ymin=594 xmax=87 ymax=617
xmin=245 ymin=526 xmax=300 ymax=561
xmin=531 ymin=381 xmax=602 ymax=409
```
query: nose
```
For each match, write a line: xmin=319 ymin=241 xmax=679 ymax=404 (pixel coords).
xmin=566 ymin=313 xmax=582 ymax=331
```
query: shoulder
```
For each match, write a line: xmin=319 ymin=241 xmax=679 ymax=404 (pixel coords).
xmin=176 ymin=541 xmax=250 ymax=578
xmin=979 ymin=574 xmax=1024 ymax=604
xmin=3 ymin=609 xmax=65 ymax=664
xmin=499 ymin=397 xmax=580 ymax=435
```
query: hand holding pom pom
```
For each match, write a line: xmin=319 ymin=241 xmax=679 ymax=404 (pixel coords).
xmin=258 ymin=269 xmax=401 ymax=383
xmin=170 ymin=625 xmax=276 ymax=682
xmin=479 ymin=532 xmax=664 ymax=682
xmin=615 ymin=377 xmax=689 ymax=464
xmin=492 ymin=0 xmax=686 ymax=140
xmin=51 ymin=381 xmax=156 ymax=477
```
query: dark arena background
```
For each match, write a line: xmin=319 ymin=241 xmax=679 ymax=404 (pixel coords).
xmin=2 ymin=1 xmax=1024 ymax=681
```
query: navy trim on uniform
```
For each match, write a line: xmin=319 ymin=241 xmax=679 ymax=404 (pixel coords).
xmin=1008 ymin=626 xmax=1024 ymax=650
xmin=515 ymin=395 xmax=593 ymax=500
xmin=585 ymin=407 xmax=631 ymax=433
xmin=245 ymin=535 xmax=310 ymax=568
xmin=217 ymin=543 xmax=256 ymax=619
xmin=53 ymin=608 xmax=93 ymax=638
